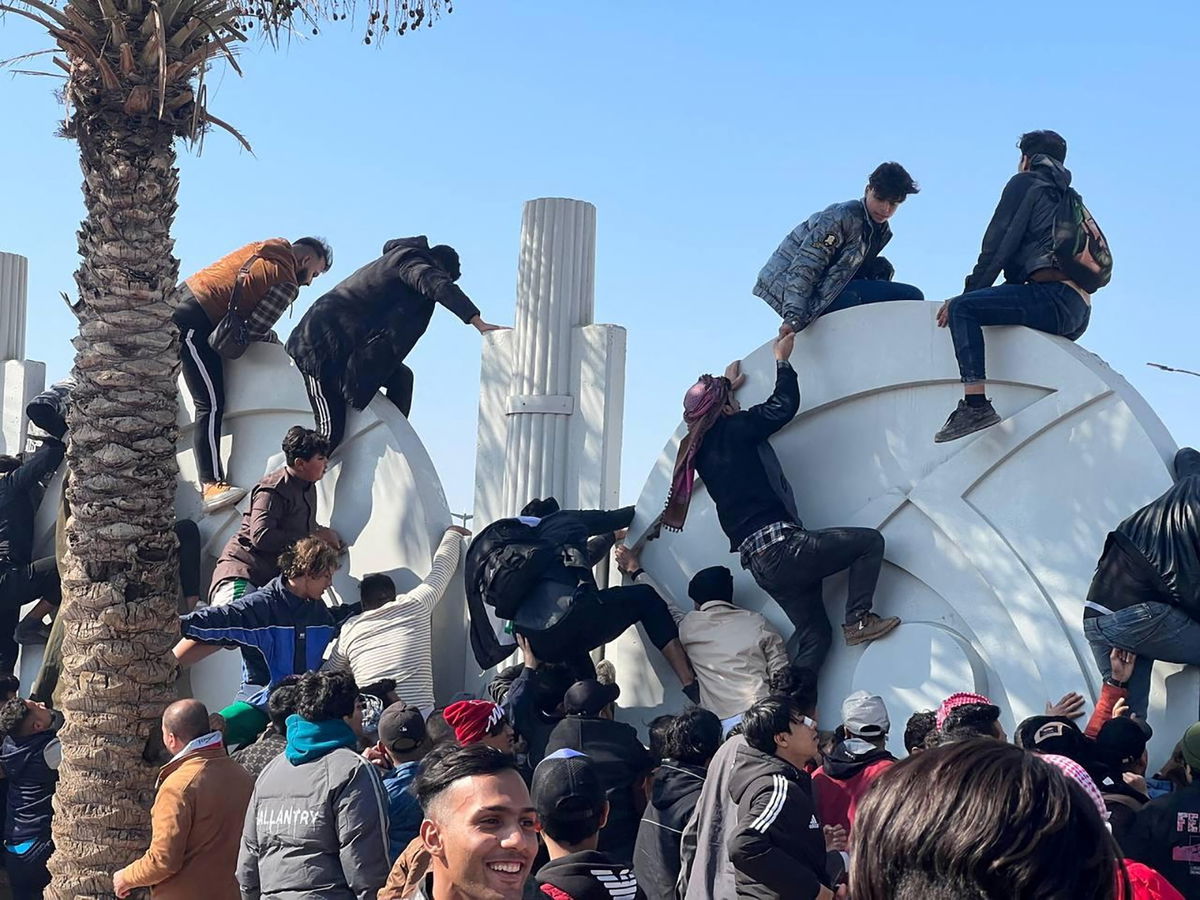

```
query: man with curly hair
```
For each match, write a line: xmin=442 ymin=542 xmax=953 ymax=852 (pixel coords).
xmin=0 ymin=696 xmax=61 ymax=898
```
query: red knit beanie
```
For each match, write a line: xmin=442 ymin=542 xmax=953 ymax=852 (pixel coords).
xmin=444 ymin=700 xmax=504 ymax=745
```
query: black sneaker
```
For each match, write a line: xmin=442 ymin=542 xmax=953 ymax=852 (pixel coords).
xmin=934 ymin=399 xmax=1001 ymax=443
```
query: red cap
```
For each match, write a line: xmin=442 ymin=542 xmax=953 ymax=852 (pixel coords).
xmin=444 ymin=700 xmax=504 ymax=745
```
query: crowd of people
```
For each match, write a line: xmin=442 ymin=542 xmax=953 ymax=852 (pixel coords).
xmin=0 ymin=127 xmax=1195 ymax=900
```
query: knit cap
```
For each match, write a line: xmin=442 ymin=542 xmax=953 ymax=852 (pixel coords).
xmin=443 ymin=699 xmax=505 ymax=746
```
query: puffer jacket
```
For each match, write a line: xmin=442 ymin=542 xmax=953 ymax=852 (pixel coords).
xmin=634 ymin=761 xmax=706 ymax=900
xmin=285 ymin=237 xmax=480 ymax=408
xmin=963 ymin=154 xmax=1073 ymax=292
xmin=753 ymin=199 xmax=891 ymax=331
xmin=238 ymin=716 xmax=390 ymax=900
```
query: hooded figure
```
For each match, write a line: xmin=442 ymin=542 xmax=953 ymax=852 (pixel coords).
xmin=811 ymin=691 xmax=896 ymax=834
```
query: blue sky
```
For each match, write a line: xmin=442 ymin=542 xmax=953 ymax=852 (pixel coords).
xmin=1 ymin=1 xmax=1196 ymax=514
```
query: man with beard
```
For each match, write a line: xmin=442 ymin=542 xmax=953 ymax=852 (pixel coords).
xmin=173 ymin=236 xmax=333 ymax=512
xmin=408 ymin=744 xmax=540 ymax=900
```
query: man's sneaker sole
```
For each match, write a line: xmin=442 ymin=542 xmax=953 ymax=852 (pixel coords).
xmin=202 ymin=487 xmax=248 ymax=514
xmin=934 ymin=411 xmax=1002 ymax=443
xmin=844 ymin=616 xmax=901 ymax=646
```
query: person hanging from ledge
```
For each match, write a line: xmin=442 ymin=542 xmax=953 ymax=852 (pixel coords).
xmin=1082 ymin=447 xmax=1200 ymax=720
xmin=209 ymin=425 xmax=342 ymax=605
xmin=285 ymin=236 xmax=507 ymax=451
xmin=934 ymin=129 xmax=1112 ymax=442
xmin=661 ymin=331 xmax=899 ymax=679
xmin=753 ymin=162 xmax=922 ymax=335
xmin=173 ymin=236 xmax=333 ymax=513
xmin=467 ymin=497 xmax=700 ymax=703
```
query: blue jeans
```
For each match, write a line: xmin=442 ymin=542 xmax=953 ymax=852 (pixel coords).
xmin=947 ymin=281 xmax=1090 ymax=383
xmin=1083 ymin=601 xmax=1200 ymax=718
xmin=821 ymin=278 xmax=924 ymax=317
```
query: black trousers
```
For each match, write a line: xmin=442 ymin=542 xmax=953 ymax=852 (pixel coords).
xmin=174 ymin=296 xmax=225 ymax=484
xmin=302 ymin=364 xmax=415 ymax=452
xmin=523 ymin=583 xmax=680 ymax=682
xmin=5 ymin=837 xmax=52 ymax=899
xmin=0 ymin=558 xmax=61 ymax=675
xmin=747 ymin=527 xmax=884 ymax=674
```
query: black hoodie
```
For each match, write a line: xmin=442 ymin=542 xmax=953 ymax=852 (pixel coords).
xmin=0 ymin=718 xmax=61 ymax=844
xmin=634 ymin=761 xmax=706 ymax=900
xmin=727 ymin=743 xmax=827 ymax=900
xmin=285 ymin=236 xmax=480 ymax=405
xmin=535 ymin=850 xmax=645 ymax=900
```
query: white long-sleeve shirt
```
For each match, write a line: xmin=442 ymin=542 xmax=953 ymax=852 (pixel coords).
xmin=633 ymin=570 xmax=789 ymax=721
xmin=325 ymin=530 xmax=463 ymax=711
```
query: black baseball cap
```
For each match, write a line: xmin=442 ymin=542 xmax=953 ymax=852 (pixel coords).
xmin=378 ymin=701 xmax=426 ymax=752
xmin=563 ymin=680 xmax=620 ymax=717
xmin=532 ymin=749 xmax=606 ymax=835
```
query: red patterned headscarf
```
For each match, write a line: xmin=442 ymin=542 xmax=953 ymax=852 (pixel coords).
xmin=661 ymin=375 xmax=732 ymax=532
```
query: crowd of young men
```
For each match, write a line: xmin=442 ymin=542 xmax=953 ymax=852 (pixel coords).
xmin=3 ymin=127 xmax=1199 ymax=900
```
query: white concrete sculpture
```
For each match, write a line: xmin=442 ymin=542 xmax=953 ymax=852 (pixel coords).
xmin=0 ymin=252 xmax=45 ymax=454
xmin=619 ymin=300 xmax=1190 ymax=762
xmin=470 ymin=198 xmax=626 ymax=681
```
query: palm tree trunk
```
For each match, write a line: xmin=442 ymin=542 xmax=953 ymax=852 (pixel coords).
xmin=48 ymin=106 xmax=185 ymax=897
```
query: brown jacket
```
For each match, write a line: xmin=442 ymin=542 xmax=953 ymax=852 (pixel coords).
xmin=118 ymin=740 xmax=254 ymax=899
xmin=185 ymin=239 xmax=298 ymax=325
xmin=380 ymin=835 xmax=431 ymax=900
xmin=212 ymin=467 xmax=317 ymax=590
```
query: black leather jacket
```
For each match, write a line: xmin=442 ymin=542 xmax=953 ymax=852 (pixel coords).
xmin=964 ymin=154 xmax=1072 ymax=293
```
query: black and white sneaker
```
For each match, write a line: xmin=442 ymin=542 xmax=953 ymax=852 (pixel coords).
xmin=934 ymin=399 xmax=1001 ymax=443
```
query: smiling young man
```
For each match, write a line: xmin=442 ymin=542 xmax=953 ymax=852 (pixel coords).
xmin=754 ymin=162 xmax=922 ymax=335
xmin=410 ymin=744 xmax=540 ymax=900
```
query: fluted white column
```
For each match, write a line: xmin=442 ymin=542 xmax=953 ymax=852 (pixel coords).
xmin=501 ymin=198 xmax=597 ymax=514
xmin=0 ymin=253 xmax=28 ymax=362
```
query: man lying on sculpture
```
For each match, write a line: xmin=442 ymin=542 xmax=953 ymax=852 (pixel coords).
xmin=174 ymin=536 xmax=360 ymax=748
xmin=934 ymin=129 xmax=1112 ymax=442
xmin=172 ymin=235 xmax=333 ymax=513
xmin=286 ymin=236 xmax=506 ymax=450
xmin=1083 ymin=447 xmax=1200 ymax=720
xmin=467 ymin=498 xmax=700 ymax=704
xmin=753 ymin=161 xmax=923 ymax=336
xmin=661 ymin=331 xmax=899 ymax=678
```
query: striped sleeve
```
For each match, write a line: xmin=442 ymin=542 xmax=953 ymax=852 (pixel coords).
xmin=406 ymin=530 xmax=463 ymax=612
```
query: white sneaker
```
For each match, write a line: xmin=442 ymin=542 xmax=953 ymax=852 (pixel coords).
xmin=201 ymin=481 xmax=248 ymax=514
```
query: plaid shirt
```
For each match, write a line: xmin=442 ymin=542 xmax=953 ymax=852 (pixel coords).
xmin=739 ymin=520 xmax=799 ymax=568
xmin=244 ymin=282 xmax=299 ymax=344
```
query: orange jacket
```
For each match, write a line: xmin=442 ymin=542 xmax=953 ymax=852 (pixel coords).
xmin=184 ymin=239 xmax=297 ymax=325
xmin=118 ymin=741 xmax=254 ymax=899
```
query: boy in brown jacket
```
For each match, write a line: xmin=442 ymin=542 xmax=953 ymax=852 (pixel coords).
xmin=112 ymin=699 xmax=253 ymax=899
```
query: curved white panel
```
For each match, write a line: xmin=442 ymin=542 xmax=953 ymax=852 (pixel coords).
xmin=619 ymin=300 xmax=1189 ymax=763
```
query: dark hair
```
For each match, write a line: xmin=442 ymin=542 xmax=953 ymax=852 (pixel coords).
xmin=742 ymin=695 xmax=805 ymax=756
xmin=295 ymin=670 xmax=358 ymax=722
xmin=293 ymin=236 xmax=333 ymax=268
xmin=940 ymin=703 xmax=1002 ymax=744
xmin=429 ymin=244 xmax=461 ymax=281
xmin=663 ymin=707 xmax=722 ymax=767
xmin=426 ymin=707 xmax=456 ymax=746
xmin=903 ymin=710 xmax=937 ymax=754
xmin=849 ymin=740 xmax=1117 ymax=900
xmin=278 ymin=536 xmax=339 ymax=581
xmin=359 ymin=573 xmax=396 ymax=607
xmin=281 ymin=425 xmax=329 ymax=464
xmin=768 ymin=664 xmax=818 ymax=717
xmin=1018 ymin=130 xmax=1067 ymax=163
xmin=533 ymin=662 xmax=574 ymax=717
xmin=0 ymin=674 xmax=20 ymax=700
xmin=868 ymin=162 xmax=919 ymax=202
xmin=268 ymin=680 xmax=302 ymax=734
xmin=647 ymin=714 xmax=676 ymax=762
xmin=414 ymin=744 xmax=519 ymax=813
xmin=0 ymin=456 xmax=22 ymax=475
xmin=0 ymin=698 xmax=30 ymax=737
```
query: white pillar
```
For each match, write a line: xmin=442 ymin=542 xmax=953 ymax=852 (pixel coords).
xmin=0 ymin=252 xmax=28 ymax=362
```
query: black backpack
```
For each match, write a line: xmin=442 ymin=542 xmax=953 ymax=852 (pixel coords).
xmin=1052 ymin=187 xmax=1113 ymax=293
xmin=466 ymin=519 xmax=558 ymax=620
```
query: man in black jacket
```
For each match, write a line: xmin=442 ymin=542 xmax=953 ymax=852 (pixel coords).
xmin=935 ymin=130 xmax=1094 ymax=442
xmin=0 ymin=437 xmax=65 ymax=668
xmin=0 ymin=696 xmax=61 ymax=899
xmin=544 ymin=680 xmax=656 ymax=865
xmin=667 ymin=331 xmax=898 ymax=676
xmin=1123 ymin=721 xmax=1200 ymax=898
xmin=285 ymin=237 xmax=505 ymax=449
xmin=728 ymin=695 xmax=834 ymax=900
xmin=634 ymin=707 xmax=721 ymax=900
xmin=1083 ymin=447 xmax=1200 ymax=718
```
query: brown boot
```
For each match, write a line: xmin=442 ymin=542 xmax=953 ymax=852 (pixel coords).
xmin=843 ymin=612 xmax=901 ymax=647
